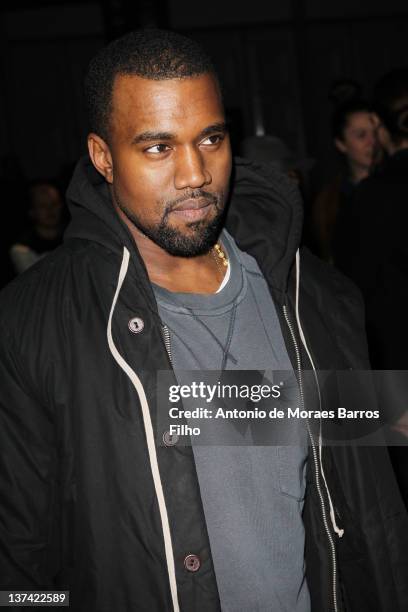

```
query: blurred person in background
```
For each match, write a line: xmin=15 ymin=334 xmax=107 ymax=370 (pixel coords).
xmin=9 ymin=180 xmax=65 ymax=274
xmin=312 ymin=97 xmax=378 ymax=263
xmin=344 ymin=67 xmax=408 ymax=510
xmin=345 ymin=68 xmax=408 ymax=368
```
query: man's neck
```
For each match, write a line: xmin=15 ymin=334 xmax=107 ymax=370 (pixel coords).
xmin=147 ymin=251 xmax=224 ymax=294
xmin=115 ymin=204 xmax=225 ymax=294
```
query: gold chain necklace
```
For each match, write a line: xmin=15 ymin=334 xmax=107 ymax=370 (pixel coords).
xmin=212 ymin=242 xmax=229 ymax=277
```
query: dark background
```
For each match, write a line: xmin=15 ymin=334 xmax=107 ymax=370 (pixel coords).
xmin=2 ymin=0 xmax=408 ymax=178
xmin=1 ymin=0 xmax=408 ymax=285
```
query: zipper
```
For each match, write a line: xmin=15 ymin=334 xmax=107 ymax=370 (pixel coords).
xmin=162 ymin=324 xmax=173 ymax=365
xmin=283 ymin=304 xmax=340 ymax=612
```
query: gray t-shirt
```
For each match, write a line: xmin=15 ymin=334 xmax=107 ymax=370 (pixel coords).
xmin=153 ymin=231 xmax=310 ymax=612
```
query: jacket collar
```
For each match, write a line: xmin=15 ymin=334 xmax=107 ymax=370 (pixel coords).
xmin=65 ymin=155 xmax=303 ymax=295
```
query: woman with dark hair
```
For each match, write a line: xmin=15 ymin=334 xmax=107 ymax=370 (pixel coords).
xmin=344 ymin=68 xmax=408 ymax=510
xmin=312 ymin=98 xmax=378 ymax=262
xmin=332 ymin=98 xmax=378 ymax=183
xmin=345 ymin=68 xmax=408 ymax=367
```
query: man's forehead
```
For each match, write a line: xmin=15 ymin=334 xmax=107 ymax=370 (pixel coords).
xmin=110 ymin=73 xmax=224 ymax=129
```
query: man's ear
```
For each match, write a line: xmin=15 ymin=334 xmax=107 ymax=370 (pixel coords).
xmin=88 ymin=133 xmax=113 ymax=183
xmin=334 ymin=138 xmax=347 ymax=155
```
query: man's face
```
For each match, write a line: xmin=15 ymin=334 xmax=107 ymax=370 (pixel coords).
xmin=104 ymin=72 xmax=232 ymax=256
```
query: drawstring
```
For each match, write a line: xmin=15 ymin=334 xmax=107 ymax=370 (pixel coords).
xmin=107 ymin=246 xmax=180 ymax=611
xmin=294 ymin=250 xmax=345 ymax=539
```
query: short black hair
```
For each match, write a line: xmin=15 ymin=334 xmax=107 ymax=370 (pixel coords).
xmin=374 ymin=68 xmax=408 ymax=144
xmin=84 ymin=28 xmax=218 ymax=142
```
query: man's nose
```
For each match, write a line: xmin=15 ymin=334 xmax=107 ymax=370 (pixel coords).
xmin=174 ymin=147 xmax=211 ymax=190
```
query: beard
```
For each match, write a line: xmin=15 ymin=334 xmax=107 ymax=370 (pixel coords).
xmin=113 ymin=187 xmax=227 ymax=257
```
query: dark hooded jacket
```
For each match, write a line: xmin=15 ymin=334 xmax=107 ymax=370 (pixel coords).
xmin=0 ymin=156 xmax=407 ymax=612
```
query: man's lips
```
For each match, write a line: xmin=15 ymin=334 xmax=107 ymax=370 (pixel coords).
xmin=170 ymin=198 xmax=214 ymax=221
xmin=172 ymin=198 xmax=214 ymax=211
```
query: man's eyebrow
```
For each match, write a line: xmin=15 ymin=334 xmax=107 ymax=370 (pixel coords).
xmin=131 ymin=131 xmax=175 ymax=145
xmin=198 ymin=122 xmax=228 ymax=139
xmin=131 ymin=122 xmax=228 ymax=146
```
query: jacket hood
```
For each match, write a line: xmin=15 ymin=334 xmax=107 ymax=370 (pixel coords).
xmin=65 ymin=155 xmax=303 ymax=293
xmin=226 ymin=157 xmax=303 ymax=292
xmin=65 ymin=156 xmax=133 ymax=254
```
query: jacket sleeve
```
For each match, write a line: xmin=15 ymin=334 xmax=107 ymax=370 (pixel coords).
xmin=0 ymin=325 xmax=59 ymax=588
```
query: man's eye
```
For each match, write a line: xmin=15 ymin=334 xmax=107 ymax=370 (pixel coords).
xmin=201 ymin=134 xmax=224 ymax=146
xmin=145 ymin=144 xmax=170 ymax=154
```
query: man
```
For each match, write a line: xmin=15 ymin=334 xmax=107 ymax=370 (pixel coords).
xmin=0 ymin=30 xmax=407 ymax=612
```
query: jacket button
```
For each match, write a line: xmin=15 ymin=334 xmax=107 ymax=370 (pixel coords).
xmin=184 ymin=554 xmax=201 ymax=572
xmin=128 ymin=317 xmax=144 ymax=334
xmin=162 ymin=431 xmax=179 ymax=446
